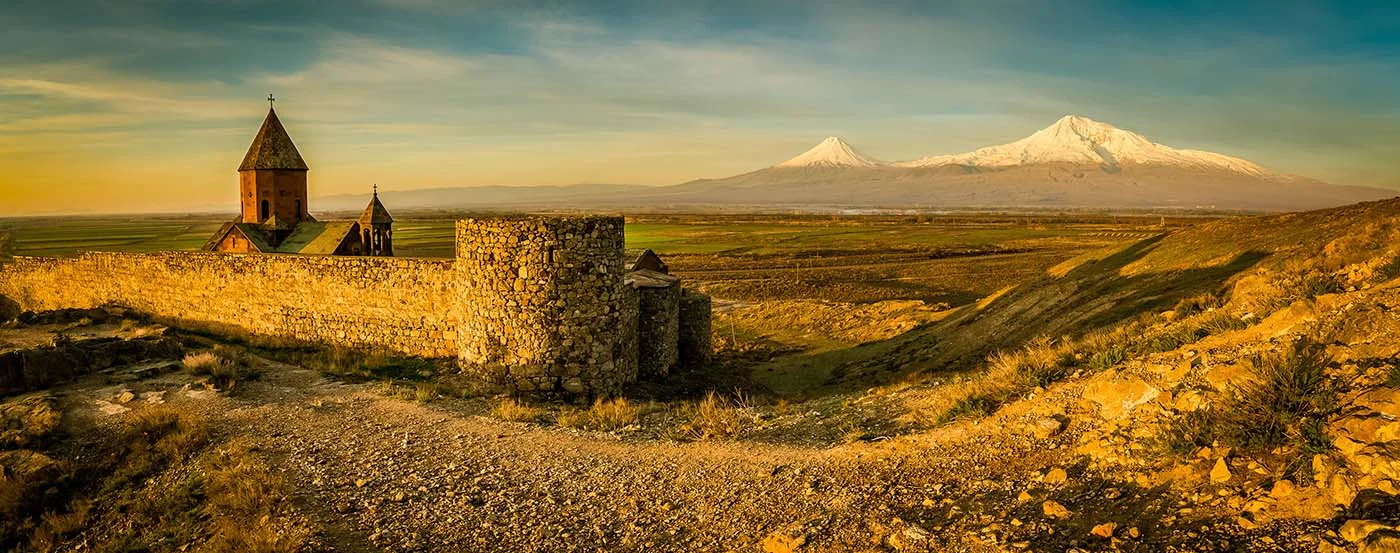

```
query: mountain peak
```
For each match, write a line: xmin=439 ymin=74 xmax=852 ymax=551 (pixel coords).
xmin=898 ymin=115 xmax=1275 ymax=177
xmin=777 ymin=136 xmax=884 ymax=168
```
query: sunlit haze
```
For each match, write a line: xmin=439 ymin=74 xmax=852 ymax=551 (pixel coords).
xmin=3 ymin=0 xmax=1398 ymax=215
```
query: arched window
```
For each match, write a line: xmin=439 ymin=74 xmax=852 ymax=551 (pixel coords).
xmin=260 ymin=200 xmax=270 ymax=220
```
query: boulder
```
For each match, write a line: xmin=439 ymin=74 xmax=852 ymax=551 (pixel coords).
xmin=1082 ymin=375 xmax=1160 ymax=420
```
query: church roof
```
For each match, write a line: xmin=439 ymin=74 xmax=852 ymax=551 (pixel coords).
xmin=239 ymin=107 xmax=308 ymax=171
xmin=625 ymin=268 xmax=680 ymax=289
xmin=276 ymin=221 xmax=360 ymax=255
xmin=358 ymin=191 xmax=394 ymax=225
xmin=203 ymin=221 xmax=360 ymax=255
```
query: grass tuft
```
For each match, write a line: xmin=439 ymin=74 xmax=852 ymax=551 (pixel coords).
xmin=1154 ymin=340 xmax=1350 ymax=481
xmin=672 ymin=391 xmax=756 ymax=440
xmin=490 ymin=398 xmax=544 ymax=423
xmin=184 ymin=346 xmax=262 ymax=392
xmin=557 ymin=398 xmax=642 ymax=431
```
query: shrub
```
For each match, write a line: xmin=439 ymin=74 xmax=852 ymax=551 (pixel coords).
xmin=1087 ymin=343 xmax=1128 ymax=371
xmin=935 ymin=394 xmax=1001 ymax=426
xmin=1154 ymin=340 xmax=1349 ymax=481
xmin=122 ymin=405 xmax=209 ymax=465
xmin=1173 ymin=292 xmax=1223 ymax=318
xmin=412 ymin=382 xmax=437 ymax=402
xmin=1197 ymin=311 xmax=1248 ymax=336
xmin=491 ymin=398 xmax=544 ymax=423
xmin=1153 ymin=407 xmax=1216 ymax=456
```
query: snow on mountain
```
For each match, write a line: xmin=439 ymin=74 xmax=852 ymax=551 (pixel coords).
xmin=777 ymin=136 xmax=885 ymax=168
xmin=896 ymin=115 xmax=1275 ymax=178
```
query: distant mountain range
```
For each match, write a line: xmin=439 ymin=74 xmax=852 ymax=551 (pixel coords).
xmin=316 ymin=115 xmax=1394 ymax=213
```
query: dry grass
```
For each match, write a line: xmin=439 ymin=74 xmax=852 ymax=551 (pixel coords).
xmin=672 ymin=391 xmax=756 ymax=440
xmin=201 ymin=438 xmax=309 ymax=553
xmin=921 ymin=306 xmax=1254 ymax=426
xmin=17 ymin=404 xmax=309 ymax=552
xmin=1155 ymin=340 xmax=1351 ymax=481
xmin=556 ymin=398 xmax=642 ymax=431
xmin=491 ymin=398 xmax=544 ymax=423
xmin=184 ymin=346 xmax=262 ymax=392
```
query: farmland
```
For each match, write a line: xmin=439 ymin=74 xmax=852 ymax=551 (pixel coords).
xmin=0 ymin=211 xmax=1192 ymax=308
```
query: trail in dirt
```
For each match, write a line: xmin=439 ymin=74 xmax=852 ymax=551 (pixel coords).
xmin=182 ymin=365 xmax=1086 ymax=552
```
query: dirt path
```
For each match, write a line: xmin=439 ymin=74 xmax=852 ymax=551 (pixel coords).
xmin=127 ymin=361 xmax=1281 ymax=553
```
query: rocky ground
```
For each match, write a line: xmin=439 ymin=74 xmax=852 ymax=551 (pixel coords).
xmin=19 ymin=337 xmax=1371 ymax=553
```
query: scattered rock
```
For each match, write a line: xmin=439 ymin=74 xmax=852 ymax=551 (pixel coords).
xmin=1030 ymin=416 xmax=1068 ymax=439
xmin=1210 ymin=458 xmax=1232 ymax=484
xmin=1271 ymin=480 xmax=1296 ymax=499
xmin=1329 ymin=474 xmax=1358 ymax=507
xmin=116 ymin=390 xmax=135 ymax=403
xmin=1340 ymin=520 xmax=1389 ymax=543
xmin=1042 ymin=500 xmax=1071 ymax=520
xmin=1091 ymin=522 xmax=1117 ymax=538
xmin=888 ymin=523 xmax=931 ymax=551
xmin=1042 ymin=468 xmax=1068 ymax=485
xmin=1083 ymin=376 xmax=1160 ymax=420
xmin=762 ymin=530 xmax=806 ymax=553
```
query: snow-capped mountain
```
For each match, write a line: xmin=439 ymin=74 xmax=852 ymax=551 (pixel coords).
xmin=649 ymin=115 xmax=1392 ymax=211
xmin=324 ymin=115 xmax=1394 ymax=212
xmin=776 ymin=136 xmax=885 ymax=168
xmin=896 ymin=115 xmax=1273 ymax=177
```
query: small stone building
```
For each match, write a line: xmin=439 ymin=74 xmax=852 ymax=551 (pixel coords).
xmin=203 ymin=105 xmax=393 ymax=256
xmin=624 ymin=250 xmax=711 ymax=377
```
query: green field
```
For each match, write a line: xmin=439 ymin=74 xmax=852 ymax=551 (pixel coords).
xmin=0 ymin=213 xmax=1177 ymax=259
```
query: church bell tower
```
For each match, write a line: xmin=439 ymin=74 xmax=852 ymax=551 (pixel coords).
xmin=238 ymin=96 xmax=312 ymax=228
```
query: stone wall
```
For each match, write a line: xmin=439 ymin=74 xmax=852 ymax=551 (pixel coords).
xmin=454 ymin=216 xmax=628 ymax=396
xmin=0 ymin=252 xmax=458 ymax=357
xmin=0 ymin=215 xmax=710 ymax=397
xmin=678 ymin=289 xmax=713 ymax=369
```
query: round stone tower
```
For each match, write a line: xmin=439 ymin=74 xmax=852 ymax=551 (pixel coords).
xmin=454 ymin=216 xmax=627 ymax=396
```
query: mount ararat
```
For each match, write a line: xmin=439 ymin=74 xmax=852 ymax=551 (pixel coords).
xmin=318 ymin=116 xmax=1392 ymax=213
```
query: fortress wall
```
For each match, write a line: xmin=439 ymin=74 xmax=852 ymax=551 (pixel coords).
xmin=454 ymin=216 xmax=627 ymax=396
xmin=0 ymin=252 xmax=458 ymax=357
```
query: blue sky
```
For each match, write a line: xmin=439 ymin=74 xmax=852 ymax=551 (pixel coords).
xmin=2 ymin=0 xmax=1398 ymax=214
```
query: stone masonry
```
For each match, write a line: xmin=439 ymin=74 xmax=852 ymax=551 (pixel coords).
xmin=0 ymin=216 xmax=710 ymax=398
xmin=454 ymin=216 xmax=631 ymax=396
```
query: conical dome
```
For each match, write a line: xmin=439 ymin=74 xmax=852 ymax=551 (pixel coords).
xmin=359 ymin=189 xmax=393 ymax=225
xmin=239 ymin=107 xmax=308 ymax=171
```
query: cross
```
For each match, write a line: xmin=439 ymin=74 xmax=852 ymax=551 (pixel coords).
xmin=267 ymin=94 xmax=276 ymax=107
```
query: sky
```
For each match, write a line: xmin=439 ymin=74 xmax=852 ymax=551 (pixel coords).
xmin=2 ymin=0 xmax=1398 ymax=215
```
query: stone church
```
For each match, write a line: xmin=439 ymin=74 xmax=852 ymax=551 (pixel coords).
xmin=203 ymin=104 xmax=394 ymax=256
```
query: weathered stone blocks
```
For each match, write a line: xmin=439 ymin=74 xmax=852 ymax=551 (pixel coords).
xmin=629 ymin=269 xmax=680 ymax=378
xmin=454 ymin=216 xmax=627 ymax=396
xmin=0 ymin=215 xmax=712 ymax=399
xmin=678 ymin=288 xmax=713 ymax=369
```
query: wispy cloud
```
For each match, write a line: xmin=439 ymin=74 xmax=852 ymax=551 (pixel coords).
xmin=0 ymin=0 xmax=1397 ymax=215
